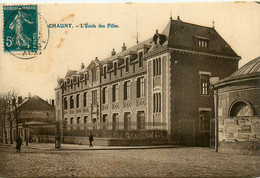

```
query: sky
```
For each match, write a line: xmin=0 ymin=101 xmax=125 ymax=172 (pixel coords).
xmin=0 ymin=2 xmax=259 ymax=100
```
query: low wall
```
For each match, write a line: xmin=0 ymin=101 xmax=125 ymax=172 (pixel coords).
xmin=30 ymin=135 xmax=172 ymax=146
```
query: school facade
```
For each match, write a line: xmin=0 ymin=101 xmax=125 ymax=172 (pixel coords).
xmin=55 ymin=18 xmax=240 ymax=146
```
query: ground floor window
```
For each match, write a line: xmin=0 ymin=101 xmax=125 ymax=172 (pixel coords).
xmin=84 ymin=116 xmax=87 ymax=124
xmin=103 ymin=114 xmax=108 ymax=129
xmin=200 ymin=111 xmax=210 ymax=132
xmin=137 ymin=111 xmax=145 ymax=130
xmin=124 ymin=112 xmax=131 ymax=130
xmin=112 ymin=113 xmax=119 ymax=130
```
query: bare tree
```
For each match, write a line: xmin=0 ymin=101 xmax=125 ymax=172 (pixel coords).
xmin=0 ymin=90 xmax=21 ymax=144
xmin=0 ymin=94 xmax=8 ymax=144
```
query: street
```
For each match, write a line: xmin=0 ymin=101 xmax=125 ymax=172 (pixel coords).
xmin=0 ymin=144 xmax=259 ymax=177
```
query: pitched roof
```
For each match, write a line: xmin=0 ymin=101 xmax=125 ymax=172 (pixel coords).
xmin=64 ymin=19 xmax=239 ymax=78
xmin=165 ymin=19 xmax=239 ymax=57
xmin=101 ymin=38 xmax=153 ymax=63
xmin=65 ymin=70 xmax=77 ymax=78
xmin=18 ymin=95 xmax=54 ymax=111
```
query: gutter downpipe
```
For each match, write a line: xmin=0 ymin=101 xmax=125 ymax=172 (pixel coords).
xmin=214 ymin=88 xmax=219 ymax=152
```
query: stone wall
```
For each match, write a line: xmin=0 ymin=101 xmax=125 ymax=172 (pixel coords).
xmin=218 ymin=116 xmax=260 ymax=153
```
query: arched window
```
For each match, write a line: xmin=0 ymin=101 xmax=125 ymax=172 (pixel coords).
xmin=229 ymin=101 xmax=253 ymax=117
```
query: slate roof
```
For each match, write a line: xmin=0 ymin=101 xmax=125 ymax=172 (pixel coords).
xmin=64 ymin=18 xmax=239 ymax=78
xmin=214 ymin=56 xmax=260 ymax=87
xmin=102 ymin=38 xmax=153 ymax=63
xmin=19 ymin=95 xmax=54 ymax=111
xmin=164 ymin=19 xmax=239 ymax=57
xmin=231 ymin=56 xmax=260 ymax=77
xmin=65 ymin=70 xmax=77 ymax=78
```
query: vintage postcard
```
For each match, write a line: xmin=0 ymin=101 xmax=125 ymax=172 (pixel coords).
xmin=0 ymin=2 xmax=259 ymax=177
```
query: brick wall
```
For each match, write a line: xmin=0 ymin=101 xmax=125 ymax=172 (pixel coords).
xmin=170 ymin=52 xmax=238 ymax=146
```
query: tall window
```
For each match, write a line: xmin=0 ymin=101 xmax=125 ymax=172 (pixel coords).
xmin=125 ymin=58 xmax=129 ymax=72
xmin=153 ymin=92 xmax=161 ymax=113
xmin=112 ymin=84 xmax=119 ymax=102
xmin=114 ymin=62 xmax=117 ymax=76
xmin=124 ymin=81 xmax=131 ymax=100
xmin=138 ymin=52 xmax=143 ymax=68
xmin=137 ymin=111 xmax=145 ymax=130
xmin=70 ymin=95 xmax=74 ymax=109
xmin=112 ymin=113 xmax=119 ymax=130
xmin=124 ymin=112 xmax=131 ymax=130
xmin=200 ymin=111 xmax=210 ymax=132
xmin=102 ymin=87 xmax=108 ymax=104
xmin=137 ymin=77 xmax=145 ymax=98
xmin=153 ymin=58 xmax=161 ymax=76
xmin=83 ymin=92 xmax=87 ymax=107
xmin=92 ymin=90 xmax=97 ymax=105
xmin=92 ymin=68 xmax=96 ymax=82
xmin=76 ymin=94 xmax=80 ymax=108
xmin=70 ymin=117 xmax=74 ymax=124
xmin=200 ymin=74 xmax=210 ymax=95
xmin=64 ymin=97 xmax=68 ymax=109
xmin=103 ymin=66 xmax=107 ymax=79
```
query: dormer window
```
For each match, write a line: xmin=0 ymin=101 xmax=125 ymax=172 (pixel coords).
xmin=114 ymin=62 xmax=117 ymax=76
xmin=198 ymin=39 xmax=208 ymax=48
xmin=64 ymin=81 xmax=67 ymax=91
xmin=92 ymin=68 xmax=96 ymax=82
xmin=84 ymin=73 xmax=87 ymax=85
xmin=125 ymin=58 xmax=129 ymax=72
xmin=103 ymin=66 xmax=107 ymax=79
xmin=138 ymin=52 xmax=143 ymax=68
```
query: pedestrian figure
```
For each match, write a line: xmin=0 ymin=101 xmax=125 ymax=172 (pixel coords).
xmin=89 ymin=133 xmax=94 ymax=147
xmin=16 ymin=136 xmax=22 ymax=153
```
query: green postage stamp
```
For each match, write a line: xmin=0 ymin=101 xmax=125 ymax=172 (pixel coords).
xmin=3 ymin=5 xmax=49 ymax=59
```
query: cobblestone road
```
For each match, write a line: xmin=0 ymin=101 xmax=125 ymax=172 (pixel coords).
xmin=0 ymin=146 xmax=259 ymax=177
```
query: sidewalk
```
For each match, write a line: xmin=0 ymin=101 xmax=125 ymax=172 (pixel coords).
xmin=1 ymin=143 xmax=179 ymax=151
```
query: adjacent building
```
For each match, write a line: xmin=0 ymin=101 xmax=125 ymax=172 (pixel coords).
xmin=55 ymin=17 xmax=240 ymax=146
xmin=2 ymin=95 xmax=55 ymax=143
xmin=213 ymin=56 xmax=260 ymax=152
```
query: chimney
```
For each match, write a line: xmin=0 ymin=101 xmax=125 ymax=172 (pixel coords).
xmin=121 ymin=43 xmax=127 ymax=51
xmin=81 ymin=63 xmax=85 ymax=69
xmin=28 ymin=92 xmax=31 ymax=98
xmin=177 ymin=16 xmax=181 ymax=21
xmin=111 ymin=49 xmax=116 ymax=56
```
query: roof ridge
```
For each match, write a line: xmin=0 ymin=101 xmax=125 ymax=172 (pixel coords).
xmin=171 ymin=19 xmax=213 ymax=29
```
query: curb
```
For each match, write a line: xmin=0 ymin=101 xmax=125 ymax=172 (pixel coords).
xmin=23 ymin=145 xmax=180 ymax=151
